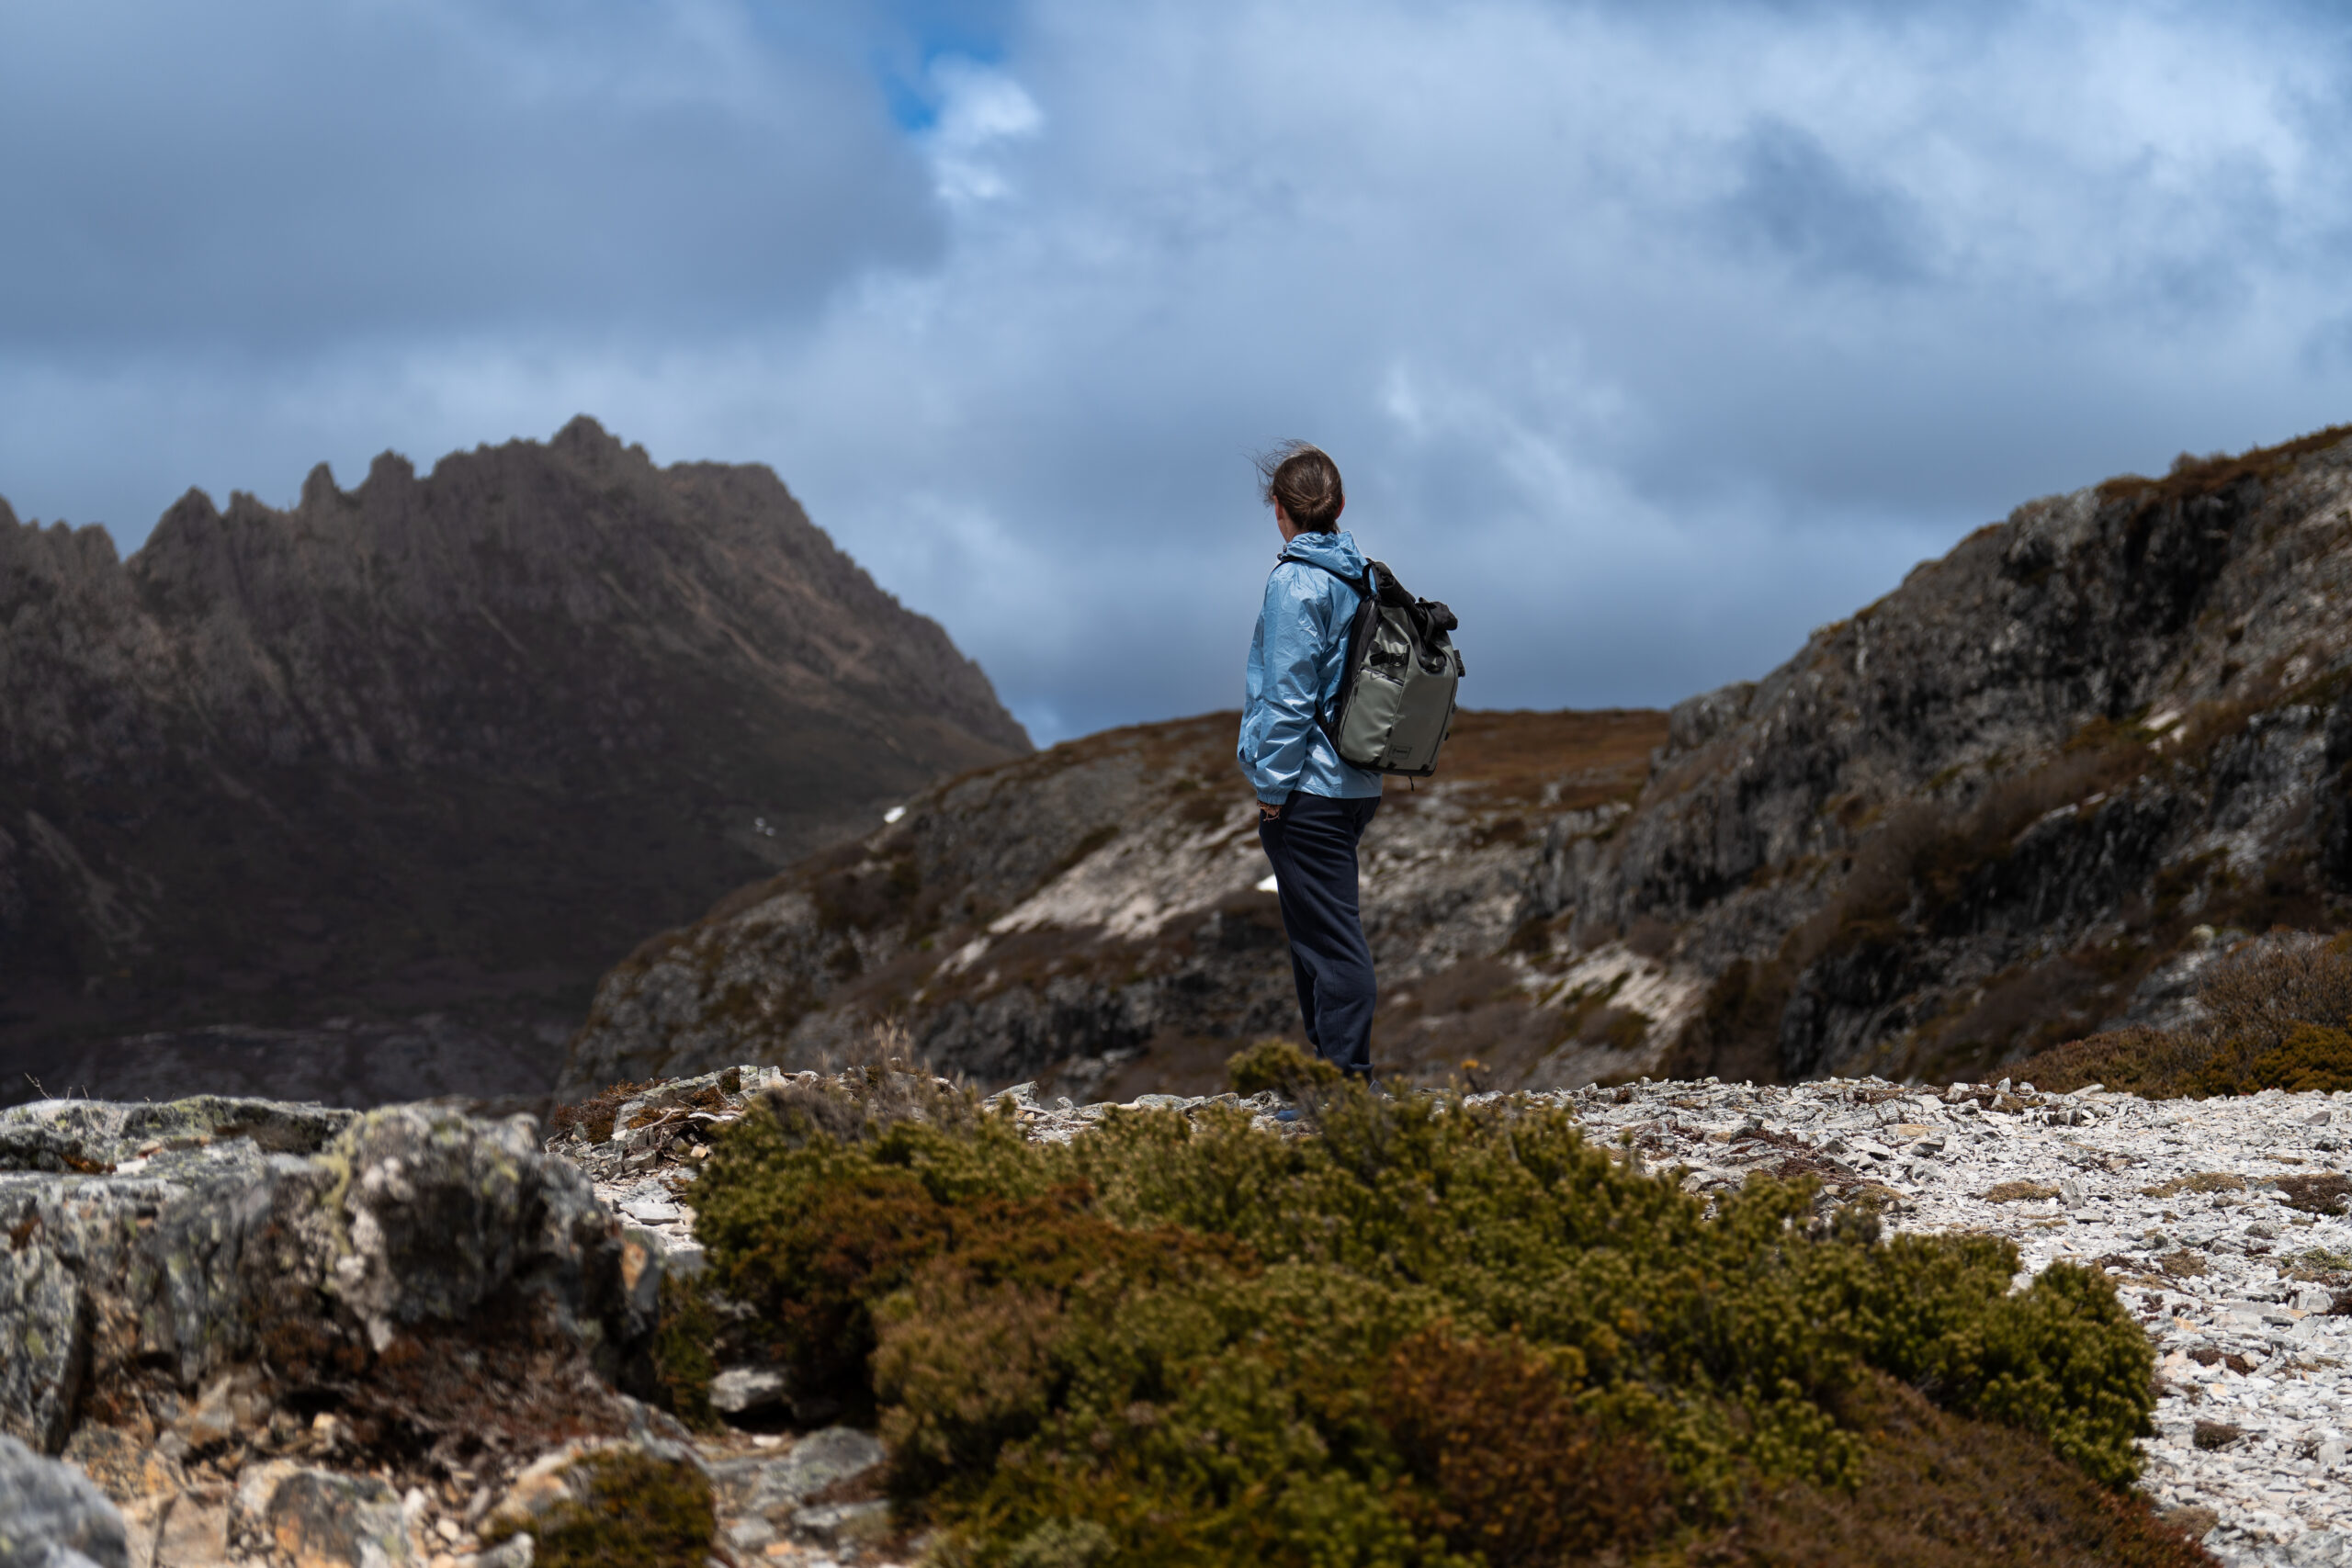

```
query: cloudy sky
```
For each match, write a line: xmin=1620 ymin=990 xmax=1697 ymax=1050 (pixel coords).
xmin=7 ymin=1 xmax=2352 ymax=743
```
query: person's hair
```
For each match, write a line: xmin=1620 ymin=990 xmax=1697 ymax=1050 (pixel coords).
xmin=1255 ymin=441 xmax=1344 ymax=531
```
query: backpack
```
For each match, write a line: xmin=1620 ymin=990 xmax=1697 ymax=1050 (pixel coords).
xmin=1277 ymin=554 xmax=1465 ymax=777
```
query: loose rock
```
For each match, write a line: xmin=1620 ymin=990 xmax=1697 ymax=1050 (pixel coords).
xmin=234 ymin=1463 xmax=413 ymax=1568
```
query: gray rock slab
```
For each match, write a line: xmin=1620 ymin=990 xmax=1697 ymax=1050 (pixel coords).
xmin=790 ymin=1500 xmax=889 ymax=1549
xmin=708 ymin=1367 xmax=791 ymax=1417
xmin=708 ymin=1427 xmax=885 ymax=1520
xmin=235 ymin=1463 xmax=413 ymax=1568
xmin=0 ymin=1436 xmax=129 ymax=1568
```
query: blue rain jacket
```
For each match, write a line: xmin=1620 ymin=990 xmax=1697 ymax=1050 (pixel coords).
xmin=1238 ymin=528 xmax=1385 ymax=805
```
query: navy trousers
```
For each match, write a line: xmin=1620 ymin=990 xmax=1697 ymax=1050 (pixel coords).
xmin=1257 ymin=792 xmax=1380 ymax=1077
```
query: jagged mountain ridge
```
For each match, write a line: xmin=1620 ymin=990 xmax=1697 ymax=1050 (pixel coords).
xmin=561 ymin=425 xmax=2352 ymax=1099
xmin=0 ymin=417 xmax=1029 ymax=1104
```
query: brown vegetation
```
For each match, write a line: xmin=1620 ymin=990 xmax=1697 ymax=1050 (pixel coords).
xmin=1681 ymin=1375 xmax=2215 ymax=1568
xmin=2016 ymin=932 xmax=2352 ymax=1097
xmin=2098 ymin=423 xmax=2352 ymax=511
xmin=1414 ymin=707 xmax=1667 ymax=812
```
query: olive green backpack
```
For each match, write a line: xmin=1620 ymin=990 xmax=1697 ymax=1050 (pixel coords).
xmin=1278 ymin=554 xmax=1465 ymax=777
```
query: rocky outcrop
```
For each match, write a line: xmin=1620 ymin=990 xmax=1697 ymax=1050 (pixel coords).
xmin=0 ymin=1086 xmax=899 ymax=1568
xmin=563 ymin=425 xmax=2352 ymax=1098
xmin=1549 ymin=428 xmax=2352 ymax=1084
xmin=0 ymin=1095 xmax=635 ymax=1468
xmin=0 ymin=417 xmax=1028 ymax=1107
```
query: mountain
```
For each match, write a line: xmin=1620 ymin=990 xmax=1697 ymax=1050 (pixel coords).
xmin=0 ymin=417 xmax=1029 ymax=1105
xmin=560 ymin=424 xmax=2352 ymax=1099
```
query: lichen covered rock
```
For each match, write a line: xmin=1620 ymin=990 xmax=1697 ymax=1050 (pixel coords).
xmin=0 ymin=1095 xmax=630 ymax=1456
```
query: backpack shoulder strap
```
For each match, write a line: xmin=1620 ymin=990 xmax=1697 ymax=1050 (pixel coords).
xmin=1274 ymin=556 xmax=1378 ymax=752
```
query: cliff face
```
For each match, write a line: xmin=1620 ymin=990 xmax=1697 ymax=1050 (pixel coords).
xmin=561 ymin=426 xmax=2352 ymax=1099
xmin=1568 ymin=427 xmax=2352 ymax=1085
xmin=0 ymin=417 xmax=1028 ymax=1104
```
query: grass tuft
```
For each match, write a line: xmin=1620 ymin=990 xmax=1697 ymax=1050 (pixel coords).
xmin=1226 ymin=1036 xmax=1342 ymax=1097
xmin=1984 ymin=1181 xmax=2062 ymax=1203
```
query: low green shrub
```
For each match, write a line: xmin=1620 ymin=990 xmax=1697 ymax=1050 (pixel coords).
xmin=2218 ymin=1021 xmax=2352 ymax=1093
xmin=649 ymin=1272 xmax=720 ymax=1430
xmin=1226 ymin=1036 xmax=1342 ymax=1096
xmin=483 ymin=1447 xmax=715 ymax=1568
xmin=680 ymin=1070 xmax=2166 ymax=1565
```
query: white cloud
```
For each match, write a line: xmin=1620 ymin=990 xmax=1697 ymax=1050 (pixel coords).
xmin=922 ymin=58 xmax=1046 ymax=206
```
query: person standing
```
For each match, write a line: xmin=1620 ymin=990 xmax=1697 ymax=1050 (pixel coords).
xmin=1238 ymin=442 xmax=1385 ymax=1081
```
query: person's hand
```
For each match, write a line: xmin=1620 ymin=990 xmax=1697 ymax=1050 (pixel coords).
xmin=1260 ymin=802 xmax=1283 ymax=821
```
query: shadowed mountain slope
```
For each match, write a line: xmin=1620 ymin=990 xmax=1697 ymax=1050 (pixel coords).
xmin=0 ymin=417 xmax=1028 ymax=1105
xmin=563 ymin=424 xmax=2352 ymax=1100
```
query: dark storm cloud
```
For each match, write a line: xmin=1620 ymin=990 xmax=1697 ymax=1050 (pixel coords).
xmin=6 ymin=0 xmax=2352 ymax=744
xmin=0 ymin=3 xmax=940 ymax=350
xmin=1722 ymin=118 xmax=1927 ymax=284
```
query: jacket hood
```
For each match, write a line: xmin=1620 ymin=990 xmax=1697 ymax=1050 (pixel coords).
xmin=1278 ymin=528 xmax=1367 ymax=579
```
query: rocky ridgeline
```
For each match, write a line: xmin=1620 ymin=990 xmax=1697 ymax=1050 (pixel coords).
xmin=9 ymin=1071 xmax=2352 ymax=1566
xmin=559 ymin=709 xmax=1673 ymax=1102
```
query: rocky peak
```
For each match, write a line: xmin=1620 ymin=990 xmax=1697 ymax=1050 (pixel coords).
xmin=1 ymin=421 xmax=1029 ymax=1107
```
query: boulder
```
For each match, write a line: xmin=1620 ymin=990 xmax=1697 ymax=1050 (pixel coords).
xmin=304 ymin=1105 xmax=618 ymax=1353
xmin=706 ymin=1427 xmax=885 ymax=1529
xmin=707 ymin=1367 xmax=791 ymax=1418
xmin=0 ymin=1435 xmax=130 ymax=1568
xmin=151 ymin=1490 xmax=232 ymax=1568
